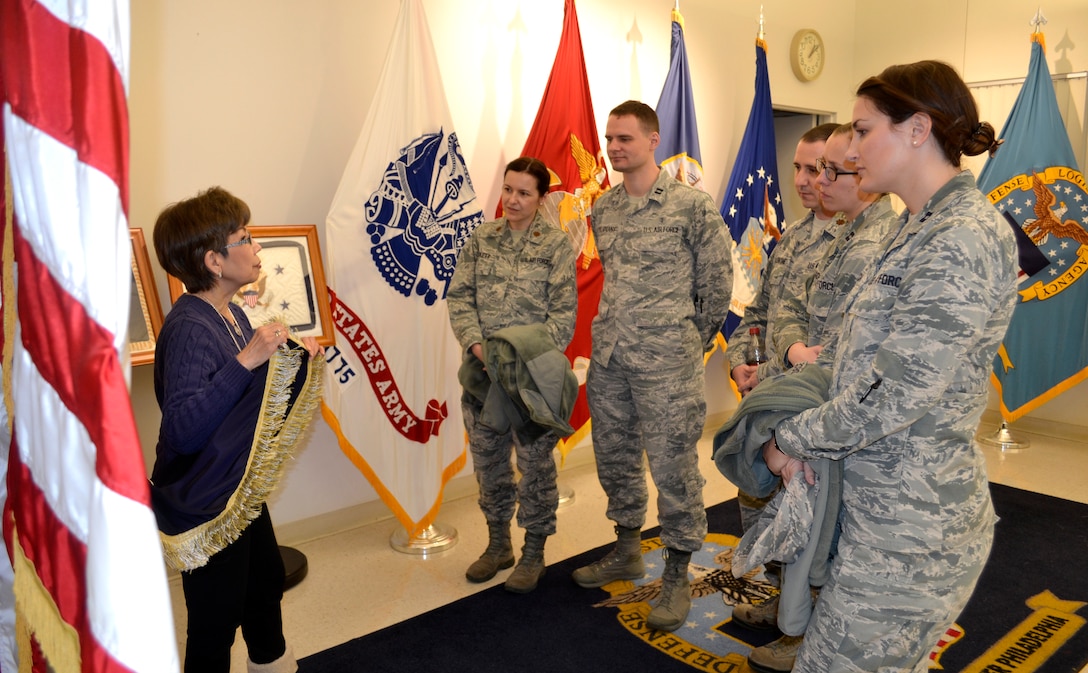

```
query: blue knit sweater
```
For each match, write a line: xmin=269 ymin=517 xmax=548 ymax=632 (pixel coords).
xmin=150 ymin=294 xmax=264 ymax=535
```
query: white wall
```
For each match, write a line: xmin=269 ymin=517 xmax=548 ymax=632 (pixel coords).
xmin=129 ymin=0 xmax=1088 ymax=536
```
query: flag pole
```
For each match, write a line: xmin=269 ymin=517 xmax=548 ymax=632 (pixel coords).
xmin=557 ymin=447 xmax=575 ymax=508
xmin=977 ymin=8 xmax=1055 ymax=455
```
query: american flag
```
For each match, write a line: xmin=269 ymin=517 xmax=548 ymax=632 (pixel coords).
xmin=1 ymin=0 xmax=178 ymax=670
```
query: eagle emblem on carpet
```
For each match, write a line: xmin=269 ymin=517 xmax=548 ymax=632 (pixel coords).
xmin=591 ymin=533 xmax=778 ymax=668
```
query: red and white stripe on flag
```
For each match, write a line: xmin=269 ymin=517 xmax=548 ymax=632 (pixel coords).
xmin=1 ymin=0 xmax=178 ymax=671
xmin=322 ymin=0 xmax=483 ymax=536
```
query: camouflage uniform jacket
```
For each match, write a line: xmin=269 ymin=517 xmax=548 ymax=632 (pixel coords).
xmin=591 ymin=169 xmax=732 ymax=366
xmin=447 ymin=213 xmax=577 ymax=353
xmin=771 ymin=195 xmax=899 ymax=363
xmin=726 ymin=211 xmax=839 ymax=378
xmin=774 ymin=172 xmax=1018 ymax=553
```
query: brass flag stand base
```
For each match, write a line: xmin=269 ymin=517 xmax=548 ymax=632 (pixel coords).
xmin=390 ymin=522 xmax=458 ymax=558
xmin=978 ymin=421 xmax=1030 ymax=453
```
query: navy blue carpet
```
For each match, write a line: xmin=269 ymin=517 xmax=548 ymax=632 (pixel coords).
xmin=299 ymin=483 xmax=1088 ymax=672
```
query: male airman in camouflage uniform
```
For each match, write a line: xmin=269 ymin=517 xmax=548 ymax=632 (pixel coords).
xmin=570 ymin=101 xmax=732 ymax=633
xmin=725 ymin=124 xmax=839 ymax=550
xmin=772 ymin=124 xmax=899 ymax=368
xmin=447 ymin=168 xmax=577 ymax=593
xmin=727 ymin=123 xmax=840 ymax=395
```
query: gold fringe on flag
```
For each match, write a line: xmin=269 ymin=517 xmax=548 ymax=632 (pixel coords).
xmin=11 ymin=527 xmax=82 ymax=672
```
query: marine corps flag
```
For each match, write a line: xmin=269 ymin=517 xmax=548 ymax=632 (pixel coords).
xmin=978 ymin=31 xmax=1088 ymax=422
xmin=324 ymin=0 xmax=484 ymax=536
xmin=654 ymin=6 xmax=705 ymax=192
xmin=512 ymin=0 xmax=608 ymax=456
xmin=719 ymin=32 xmax=785 ymax=340
xmin=2 ymin=0 xmax=178 ymax=670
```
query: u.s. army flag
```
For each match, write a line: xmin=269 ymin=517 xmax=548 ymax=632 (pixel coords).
xmin=323 ymin=0 xmax=484 ymax=536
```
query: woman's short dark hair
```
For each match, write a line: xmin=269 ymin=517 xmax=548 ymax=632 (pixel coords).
xmin=153 ymin=186 xmax=251 ymax=293
xmin=856 ymin=60 xmax=998 ymax=168
xmin=505 ymin=156 xmax=551 ymax=197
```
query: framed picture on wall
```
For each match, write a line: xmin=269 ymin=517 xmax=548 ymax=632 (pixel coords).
xmin=167 ymin=224 xmax=334 ymax=347
xmin=129 ymin=228 xmax=165 ymax=366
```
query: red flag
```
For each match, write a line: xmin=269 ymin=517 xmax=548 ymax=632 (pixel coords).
xmin=1 ymin=0 xmax=178 ymax=670
xmin=506 ymin=0 xmax=609 ymax=456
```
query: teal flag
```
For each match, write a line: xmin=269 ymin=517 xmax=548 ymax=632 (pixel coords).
xmin=978 ymin=33 xmax=1088 ymax=421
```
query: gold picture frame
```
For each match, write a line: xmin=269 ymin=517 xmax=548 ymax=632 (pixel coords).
xmin=129 ymin=228 xmax=164 ymax=366
xmin=167 ymin=224 xmax=334 ymax=347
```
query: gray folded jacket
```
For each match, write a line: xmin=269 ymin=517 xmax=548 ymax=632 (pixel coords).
xmin=712 ymin=362 xmax=842 ymax=636
xmin=458 ymin=323 xmax=577 ymax=444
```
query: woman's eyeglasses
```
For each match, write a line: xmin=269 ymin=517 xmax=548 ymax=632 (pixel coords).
xmin=816 ymin=158 xmax=859 ymax=182
xmin=223 ymin=234 xmax=253 ymax=250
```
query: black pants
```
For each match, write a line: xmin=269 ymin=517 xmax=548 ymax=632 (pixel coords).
xmin=180 ymin=505 xmax=286 ymax=672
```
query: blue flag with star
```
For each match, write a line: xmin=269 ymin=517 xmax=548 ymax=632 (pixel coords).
xmin=719 ymin=37 xmax=785 ymax=339
xmin=654 ymin=7 xmax=704 ymax=192
xmin=978 ymin=32 xmax=1088 ymax=422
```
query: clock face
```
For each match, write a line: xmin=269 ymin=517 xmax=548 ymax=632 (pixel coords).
xmin=791 ymin=29 xmax=824 ymax=82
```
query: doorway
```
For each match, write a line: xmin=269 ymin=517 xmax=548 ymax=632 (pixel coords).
xmin=774 ymin=107 xmax=835 ymax=224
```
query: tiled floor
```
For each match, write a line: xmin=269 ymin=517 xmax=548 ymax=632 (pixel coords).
xmin=166 ymin=420 xmax=1087 ymax=671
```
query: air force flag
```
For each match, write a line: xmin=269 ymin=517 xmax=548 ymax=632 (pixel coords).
xmin=978 ymin=31 xmax=1088 ymax=422
xmin=719 ymin=36 xmax=785 ymax=339
xmin=323 ymin=0 xmax=483 ymax=536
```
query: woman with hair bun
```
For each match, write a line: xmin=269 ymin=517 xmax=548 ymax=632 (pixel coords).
xmin=761 ymin=61 xmax=1018 ymax=671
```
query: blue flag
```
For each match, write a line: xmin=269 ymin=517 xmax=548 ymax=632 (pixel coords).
xmin=654 ymin=8 xmax=704 ymax=192
xmin=978 ymin=32 xmax=1088 ymax=422
xmin=719 ymin=37 xmax=785 ymax=339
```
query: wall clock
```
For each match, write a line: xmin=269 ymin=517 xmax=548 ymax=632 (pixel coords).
xmin=790 ymin=28 xmax=825 ymax=82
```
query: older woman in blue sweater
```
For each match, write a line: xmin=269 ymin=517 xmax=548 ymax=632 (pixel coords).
xmin=151 ymin=186 xmax=322 ymax=673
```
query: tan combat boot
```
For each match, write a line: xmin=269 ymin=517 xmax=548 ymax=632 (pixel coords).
xmin=646 ymin=548 xmax=692 ymax=632
xmin=465 ymin=520 xmax=514 ymax=583
xmin=571 ymin=525 xmax=644 ymax=588
xmin=505 ymin=531 xmax=547 ymax=593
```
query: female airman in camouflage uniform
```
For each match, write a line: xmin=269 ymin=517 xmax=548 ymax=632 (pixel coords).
xmin=765 ymin=61 xmax=1017 ymax=672
xmin=447 ymin=157 xmax=577 ymax=594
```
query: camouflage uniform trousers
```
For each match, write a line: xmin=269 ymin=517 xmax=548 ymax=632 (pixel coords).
xmin=461 ymin=399 xmax=559 ymax=536
xmin=795 ymin=526 xmax=993 ymax=672
xmin=586 ymin=344 xmax=707 ymax=552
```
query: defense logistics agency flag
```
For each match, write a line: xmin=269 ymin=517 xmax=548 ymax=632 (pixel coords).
xmin=978 ymin=31 xmax=1088 ymax=422
xmin=654 ymin=7 xmax=705 ymax=192
xmin=513 ymin=0 xmax=608 ymax=456
xmin=1 ymin=0 xmax=179 ymax=670
xmin=719 ymin=35 xmax=785 ymax=340
xmin=323 ymin=0 xmax=483 ymax=536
